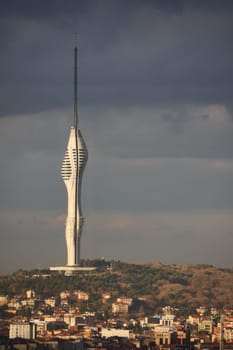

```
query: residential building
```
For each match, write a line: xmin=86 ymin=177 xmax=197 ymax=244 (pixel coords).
xmin=198 ymin=318 xmax=213 ymax=334
xmin=112 ymin=302 xmax=129 ymax=314
xmin=26 ymin=290 xmax=35 ymax=299
xmin=117 ymin=297 xmax=133 ymax=306
xmin=153 ymin=326 xmax=177 ymax=346
xmin=9 ymin=322 xmax=36 ymax=340
xmin=74 ymin=291 xmax=89 ymax=301
xmin=101 ymin=328 xmax=130 ymax=339
xmin=45 ymin=297 xmax=56 ymax=307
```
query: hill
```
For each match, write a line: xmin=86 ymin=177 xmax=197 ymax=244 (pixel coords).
xmin=0 ymin=261 xmax=232 ymax=315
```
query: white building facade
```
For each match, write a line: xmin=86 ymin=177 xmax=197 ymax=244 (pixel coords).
xmin=9 ymin=322 xmax=36 ymax=339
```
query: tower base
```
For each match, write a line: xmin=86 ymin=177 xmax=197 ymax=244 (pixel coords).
xmin=49 ymin=266 xmax=96 ymax=276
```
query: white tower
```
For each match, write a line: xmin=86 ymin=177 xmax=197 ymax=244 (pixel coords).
xmin=50 ymin=45 xmax=95 ymax=273
xmin=61 ymin=45 xmax=88 ymax=266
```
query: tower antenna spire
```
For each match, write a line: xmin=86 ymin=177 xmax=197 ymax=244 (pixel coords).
xmin=73 ymin=33 xmax=78 ymax=129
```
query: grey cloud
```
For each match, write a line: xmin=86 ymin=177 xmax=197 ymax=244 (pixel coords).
xmin=1 ymin=104 xmax=232 ymax=217
xmin=85 ymin=157 xmax=233 ymax=213
xmin=0 ymin=210 xmax=66 ymax=272
xmin=0 ymin=111 xmax=69 ymax=211
xmin=0 ymin=1 xmax=233 ymax=117
xmin=83 ymin=105 xmax=233 ymax=159
xmin=83 ymin=210 xmax=233 ymax=267
xmin=0 ymin=0 xmax=89 ymax=21
xmin=1 ymin=0 xmax=232 ymax=21
xmin=1 ymin=209 xmax=233 ymax=273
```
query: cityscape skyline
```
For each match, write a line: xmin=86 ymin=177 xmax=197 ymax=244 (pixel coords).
xmin=0 ymin=0 xmax=233 ymax=273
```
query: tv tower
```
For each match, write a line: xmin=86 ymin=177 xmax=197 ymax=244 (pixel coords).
xmin=50 ymin=42 xmax=95 ymax=274
xmin=61 ymin=43 xmax=88 ymax=266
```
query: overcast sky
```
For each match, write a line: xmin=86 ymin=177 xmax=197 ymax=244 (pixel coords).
xmin=0 ymin=0 xmax=233 ymax=273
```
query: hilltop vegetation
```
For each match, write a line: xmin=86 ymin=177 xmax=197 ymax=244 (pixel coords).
xmin=0 ymin=261 xmax=232 ymax=315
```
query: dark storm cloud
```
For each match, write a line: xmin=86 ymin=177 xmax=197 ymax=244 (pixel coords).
xmin=0 ymin=0 xmax=88 ymax=20
xmin=1 ymin=1 xmax=233 ymax=272
xmin=0 ymin=0 xmax=233 ymax=117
